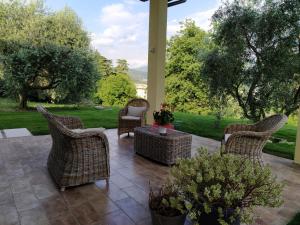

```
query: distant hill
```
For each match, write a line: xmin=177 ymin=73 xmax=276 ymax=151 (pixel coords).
xmin=129 ymin=67 xmax=147 ymax=84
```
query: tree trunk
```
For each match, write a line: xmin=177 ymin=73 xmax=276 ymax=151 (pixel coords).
xmin=19 ymin=91 xmax=28 ymax=109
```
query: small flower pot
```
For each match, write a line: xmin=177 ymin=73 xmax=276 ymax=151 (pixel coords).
xmin=158 ymin=126 xmax=167 ymax=135
xmin=150 ymin=210 xmax=186 ymax=225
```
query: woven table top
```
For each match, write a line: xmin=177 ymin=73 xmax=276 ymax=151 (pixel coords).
xmin=134 ymin=126 xmax=191 ymax=140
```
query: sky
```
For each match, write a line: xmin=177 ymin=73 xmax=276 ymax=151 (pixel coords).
xmin=44 ymin=0 xmax=223 ymax=68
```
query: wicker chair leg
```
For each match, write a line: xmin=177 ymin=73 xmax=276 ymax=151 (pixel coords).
xmin=60 ymin=187 xmax=66 ymax=192
xmin=105 ymin=178 xmax=109 ymax=186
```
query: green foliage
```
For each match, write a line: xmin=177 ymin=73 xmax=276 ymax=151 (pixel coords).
xmin=0 ymin=0 xmax=96 ymax=106
xmin=171 ymin=149 xmax=284 ymax=225
xmin=149 ymin=184 xmax=186 ymax=217
xmin=1 ymin=41 xmax=98 ymax=108
xmin=94 ymin=51 xmax=114 ymax=78
xmin=0 ymin=0 xmax=89 ymax=48
xmin=203 ymin=0 xmax=300 ymax=121
xmin=0 ymin=97 xmax=296 ymax=159
xmin=153 ymin=104 xmax=174 ymax=125
xmin=166 ymin=20 xmax=212 ymax=114
xmin=95 ymin=73 xmax=136 ymax=106
xmin=115 ymin=59 xmax=129 ymax=75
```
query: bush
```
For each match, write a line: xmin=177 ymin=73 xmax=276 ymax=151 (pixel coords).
xmin=95 ymin=73 xmax=136 ymax=106
xmin=171 ymin=149 xmax=284 ymax=225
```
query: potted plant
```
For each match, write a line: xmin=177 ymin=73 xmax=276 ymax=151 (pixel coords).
xmin=153 ymin=103 xmax=174 ymax=135
xmin=149 ymin=184 xmax=187 ymax=225
xmin=170 ymin=149 xmax=284 ymax=225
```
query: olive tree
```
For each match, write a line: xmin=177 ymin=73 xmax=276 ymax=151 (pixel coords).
xmin=202 ymin=0 xmax=300 ymax=121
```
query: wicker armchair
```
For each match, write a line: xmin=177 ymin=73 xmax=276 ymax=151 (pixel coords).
xmin=118 ymin=98 xmax=150 ymax=137
xmin=37 ymin=106 xmax=110 ymax=191
xmin=222 ymin=114 xmax=288 ymax=165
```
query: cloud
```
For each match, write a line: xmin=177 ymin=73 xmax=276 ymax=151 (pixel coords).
xmin=91 ymin=0 xmax=224 ymax=68
xmin=167 ymin=2 xmax=222 ymax=38
xmin=91 ymin=2 xmax=149 ymax=68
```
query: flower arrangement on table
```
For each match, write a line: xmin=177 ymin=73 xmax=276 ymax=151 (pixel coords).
xmin=153 ymin=103 xmax=174 ymax=134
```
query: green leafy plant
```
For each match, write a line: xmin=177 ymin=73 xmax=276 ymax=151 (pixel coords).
xmin=153 ymin=104 xmax=174 ymax=125
xmin=170 ymin=149 xmax=284 ymax=225
xmin=149 ymin=184 xmax=186 ymax=217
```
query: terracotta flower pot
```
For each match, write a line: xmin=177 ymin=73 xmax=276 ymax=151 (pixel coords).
xmin=150 ymin=210 xmax=186 ymax=225
xmin=153 ymin=122 xmax=174 ymax=129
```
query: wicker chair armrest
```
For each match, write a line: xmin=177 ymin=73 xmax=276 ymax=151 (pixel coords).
xmin=53 ymin=115 xmax=84 ymax=129
xmin=119 ymin=108 xmax=128 ymax=118
xmin=226 ymin=131 xmax=271 ymax=147
xmin=224 ymin=124 xmax=255 ymax=134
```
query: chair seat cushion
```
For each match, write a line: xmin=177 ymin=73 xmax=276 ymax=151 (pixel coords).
xmin=121 ymin=116 xmax=141 ymax=121
xmin=72 ymin=128 xmax=105 ymax=133
xmin=127 ymin=106 xmax=146 ymax=117
xmin=224 ymin=133 xmax=231 ymax=142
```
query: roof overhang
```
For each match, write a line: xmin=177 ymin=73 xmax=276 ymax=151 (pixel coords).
xmin=139 ymin=0 xmax=187 ymax=7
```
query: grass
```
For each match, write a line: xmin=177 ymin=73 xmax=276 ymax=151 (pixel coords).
xmin=287 ymin=213 xmax=300 ymax=225
xmin=0 ymin=98 xmax=297 ymax=159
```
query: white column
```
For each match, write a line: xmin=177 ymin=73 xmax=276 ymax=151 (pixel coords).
xmin=146 ymin=0 xmax=168 ymax=124
xmin=295 ymin=110 xmax=300 ymax=164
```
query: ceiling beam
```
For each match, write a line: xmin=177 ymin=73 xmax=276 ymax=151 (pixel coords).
xmin=140 ymin=0 xmax=187 ymax=8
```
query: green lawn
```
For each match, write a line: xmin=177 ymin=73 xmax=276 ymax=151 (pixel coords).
xmin=0 ymin=98 xmax=297 ymax=159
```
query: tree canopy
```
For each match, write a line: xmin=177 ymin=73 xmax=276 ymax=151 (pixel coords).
xmin=1 ymin=41 xmax=98 ymax=108
xmin=0 ymin=0 xmax=98 ymax=108
xmin=165 ymin=20 xmax=212 ymax=114
xmin=96 ymin=73 xmax=136 ymax=106
xmin=202 ymin=0 xmax=300 ymax=121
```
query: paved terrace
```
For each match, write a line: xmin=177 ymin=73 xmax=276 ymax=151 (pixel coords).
xmin=0 ymin=129 xmax=299 ymax=225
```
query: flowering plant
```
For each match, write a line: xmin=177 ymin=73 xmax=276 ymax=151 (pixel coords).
xmin=153 ymin=103 xmax=174 ymax=125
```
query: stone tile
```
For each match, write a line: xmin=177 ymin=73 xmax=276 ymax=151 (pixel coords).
xmin=78 ymin=184 xmax=107 ymax=200
xmin=0 ymin=130 xmax=299 ymax=225
xmin=110 ymin=174 xmax=134 ymax=189
xmin=3 ymin=128 xmax=32 ymax=138
xmin=32 ymin=184 xmax=58 ymax=200
xmin=0 ymin=186 xmax=14 ymax=205
xmin=122 ymin=185 xmax=148 ymax=206
xmin=92 ymin=210 xmax=135 ymax=225
xmin=11 ymin=178 xmax=32 ymax=194
xmin=89 ymin=196 xmax=120 ymax=215
xmin=14 ymin=191 xmax=40 ymax=212
xmin=40 ymin=195 xmax=68 ymax=219
xmin=48 ymin=213 xmax=78 ymax=225
xmin=95 ymin=182 xmax=129 ymax=201
xmin=0 ymin=204 xmax=19 ymax=225
xmin=19 ymin=207 xmax=50 ymax=225
xmin=71 ymin=202 xmax=102 ymax=225
xmin=116 ymin=197 xmax=150 ymax=223
xmin=62 ymin=188 xmax=87 ymax=207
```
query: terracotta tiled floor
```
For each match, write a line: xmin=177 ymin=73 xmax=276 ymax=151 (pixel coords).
xmin=0 ymin=129 xmax=299 ymax=225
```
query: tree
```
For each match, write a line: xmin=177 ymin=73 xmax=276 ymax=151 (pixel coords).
xmin=115 ymin=59 xmax=129 ymax=74
xmin=202 ymin=0 xmax=300 ymax=121
xmin=94 ymin=51 xmax=114 ymax=78
xmin=0 ymin=0 xmax=98 ymax=106
xmin=1 ymin=41 xmax=98 ymax=108
xmin=95 ymin=73 xmax=136 ymax=106
xmin=0 ymin=0 xmax=89 ymax=49
xmin=165 ymin=20 xmax=212 ymax=114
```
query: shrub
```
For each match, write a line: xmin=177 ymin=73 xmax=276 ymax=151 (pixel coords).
xmin=171 ymin=149 xmax=284 ymax=225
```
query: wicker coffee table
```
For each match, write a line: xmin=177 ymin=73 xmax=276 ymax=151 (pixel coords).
xmin=134 ymin=126 xmax=192 ymax=165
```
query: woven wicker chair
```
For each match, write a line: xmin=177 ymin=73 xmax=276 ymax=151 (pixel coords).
xmin=222 ymin=114 xmax=288 ymax=165
xmin=118 ymin=98 xmax=150 ymax=137
xmin=37 ymin=106 xmax=110 ymax=191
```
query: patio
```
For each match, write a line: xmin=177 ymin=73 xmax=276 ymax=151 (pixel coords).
xmin=0 ymin=129 xmax=299 ymax=225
